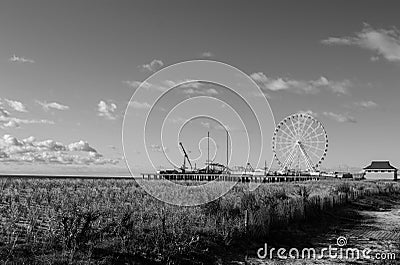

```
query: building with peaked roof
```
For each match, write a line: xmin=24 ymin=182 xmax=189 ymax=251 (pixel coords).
xmin=363 ymin=161 xmax=397 ymax=180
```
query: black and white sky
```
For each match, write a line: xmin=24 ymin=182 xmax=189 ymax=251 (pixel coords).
xmin=0 ymin=1 xmax=399 ymax=174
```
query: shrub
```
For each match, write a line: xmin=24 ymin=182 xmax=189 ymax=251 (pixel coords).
xmin=336 ymin=182 xmax=351 ymax=194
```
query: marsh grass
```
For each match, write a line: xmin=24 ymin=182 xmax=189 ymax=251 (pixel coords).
xmin=0 ymin=178 xmax=399 ymax=264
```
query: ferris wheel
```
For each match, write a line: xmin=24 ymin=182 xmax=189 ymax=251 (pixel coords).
xmin=272 ymin=113 xmax=328 ymax=172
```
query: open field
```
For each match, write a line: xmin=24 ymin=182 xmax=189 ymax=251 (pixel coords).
xmin=0 ymin=178 xmax=399 ymax=264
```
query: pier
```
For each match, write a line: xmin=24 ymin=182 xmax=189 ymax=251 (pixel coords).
xmin=140 ymin=173 xmax=321 ymax=183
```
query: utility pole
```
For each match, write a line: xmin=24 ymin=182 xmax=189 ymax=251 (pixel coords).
xmin=207 ymin=131 xmax=209 ymax=173
xmin=264 ymin=160 xmax=267 ymax=176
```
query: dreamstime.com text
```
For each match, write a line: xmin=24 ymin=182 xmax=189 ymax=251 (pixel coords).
xmin=257 ymin=236 xmax=396 ymax=261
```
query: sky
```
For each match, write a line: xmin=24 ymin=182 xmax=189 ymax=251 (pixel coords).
xmin=0 ymin=0 xmax=399 ymax=175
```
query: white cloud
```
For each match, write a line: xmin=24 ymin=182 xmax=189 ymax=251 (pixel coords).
xmin=0 ymin=107 xmax=10 ymax=117
xmin=321 ymin=24 xmax=400 ymax=62
xmin=0 ymin=116 xmax=54 ymax=129
xmin=354 ymin=100 xmax=378 ymax=109
xmin=0 ymin=134 xmax=118 ymax=165
xmin=298 ymin=110 xmax=318 ymax=117
xmin=201 ymin=121 xmax=211 ymax=128
xmin=129 ymin=101 xmax=151 ymax=109
xmin=0 ymin=100 xmax=53 ymax=128
xmin=310 ymin=77 xmax=351 ymax=95
xmin=36 ymin=100 xmax=69 ymax=111
xmin=4 ymin=99 xmax=27 ymax=112
xmin=35 ymin=139 xmax=67 ymax=151
xmin=201 ymin=52 xmax=214 ymax=58
xmin=2 ymin=135 xmax=23 ymax=146
xmin=251 ymin=90 xmax=271 ymax=99
xmin=97 ymin=100 xmax=117 ymax=120
xmin=179 ymin=81 xmax=203 ymax=89
xmin=167 ymin=116 xmax=187 ymax=124
xmin=123 ymin=79 xmax=208 ymax=93
xmin=22 ymin=136 xmax=36 ymax=144
xmin=163 ymin=79 xmax=206 ymax=90
xmin=123 ymin=80 xmax=142 ymax=89
xmin=250 ymin=73 xmax=351 ymax=95
xmin=323 ymin=112 xmax=357 ymax=123
xmin=108 ymin=145 xmax=117 ymax=150
xmin=9 ymin=54 xmax=35 ymax=63
xmin=2 ymin=120 xmax=17 ymax=128
xmin=123 ymin=80 xmax=168 ymax=92
xmin=149 ymin=144 xmax=167 ymax=153
xmin=140 ymin=59 xmax=164 ymax=72
xmin=149 ymin=80 xmax=219 ymax=95
xmin=68 ymin=140 xmax=97 ymax=152
xmin=251 ymin=72 xmax=287 ymax=91
xmin=370 ymin=56 xmax=380 ymax=62
xmin=182 ymin=87 xmax=218 ymax=95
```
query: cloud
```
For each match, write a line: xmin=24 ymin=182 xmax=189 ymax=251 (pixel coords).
xmin=201 ymin=121 xmax=211 ymax=128
xmin=0 ymin=100 xmax=54 ymax=128
xmin=149 ymin=144 xmax=167 ymax=153
xmin=124 ymin=79 xmax=208 ymax=94
xmin=0 ymin=116 xmax=54 ymax=129
xmin=35 ymin=139 xmax=67 ymax=151
xmin=166 ymin=81 xmax=219 ymax=95
xmin=167 ymin=116 xmax=187 ymax=124
xmin=108 ymin=145 xmax=117 ymax=150
xmin=124 ymin=80 xmax=218 ymax=95
xmin=178 ymin=81 xmax=203 ymax=89
xmin=129 ymin=101 xmax=151 ymax=109
xmin=36 ymin=100 xmax=69 ymax=111
xmin=321 ymin=24 xmax=400 ymax=62
xmin=251 ymin=72 xmax=290 ymax=91
xmin=0 ymin=134 xmax=118 ymax=165
xmin=298 ymin=110 xmax=318 ymax=117
xmin=251 ymin=90 xmax=271 ymax=99
xmin=123 ymin=80 xmax=142 ymax=89
xmin=323 ymin=112 xmax=357 ymax=123
xmin=201 ymin=52 xmax=214 ymax=58
xmin=123 ymin=80 xmax=168 ymax=92
xmin=311 ymin=77 xmax=351 ymax=95
xmin=198 ymin=120 xmax=240 ymax=132
xmin=354 ymin=100 xmax=378 ymax=109
xmin=182 ymin=87 xmax=218 ymax=95
xmin=2 ymin=135 xmax=23 ymax=146
xmin=0 ymin=107 xmax=10 ymax=117
xmin=370 ymin=56 xmax=380 ymax=62
xmin=140 ymin=59 xmax=164 ymax=72
xmin=214 ymin=124 xmax=244 ymax=132
xmin=68 ymin=140 xmax=97 ymax=152
xmin=4 ymin=99 xmax=27 ymax=112
xmin=250 ymin=73 xmax=351 ymax=95
xmin=97 ymin=100 xmax=117 ymax=120
xmin=9 ymin=54 xmax=35 ymax=63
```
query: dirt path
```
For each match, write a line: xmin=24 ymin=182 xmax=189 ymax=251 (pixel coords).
xmin=233 ymin=194 xmax=400 ymax=265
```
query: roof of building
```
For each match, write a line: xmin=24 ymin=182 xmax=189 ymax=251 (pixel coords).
xmin=363 ymin=161 xmax=397 ymax=170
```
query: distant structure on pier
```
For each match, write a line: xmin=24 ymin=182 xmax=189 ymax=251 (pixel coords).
xmin=363 ymin=161 xmax=397 ymax=181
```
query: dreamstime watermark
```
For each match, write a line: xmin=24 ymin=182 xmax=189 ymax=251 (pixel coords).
xmin=257 ymin=236 xmax=396 ymax=261
xmin=122 ymin=60 xmax=275 ymax=206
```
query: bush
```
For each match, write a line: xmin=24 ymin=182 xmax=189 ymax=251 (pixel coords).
xmin=294 ymin=186 xmax=311 ymax=201
xmin=336 ymin=182 xmax=351 ymax=194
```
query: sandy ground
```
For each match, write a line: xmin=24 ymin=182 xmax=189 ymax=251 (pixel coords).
xmin=230 ymin=194 xmax=400 ymax=265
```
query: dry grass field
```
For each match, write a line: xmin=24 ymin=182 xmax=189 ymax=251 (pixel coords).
xmin=0 ymin=178 xmax=399 ymax=264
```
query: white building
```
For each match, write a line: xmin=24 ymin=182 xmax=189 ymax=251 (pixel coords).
xmin=363 ymin=161 xmax=398 ymax=181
